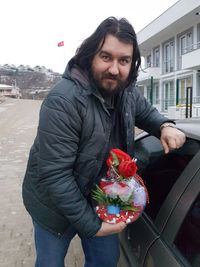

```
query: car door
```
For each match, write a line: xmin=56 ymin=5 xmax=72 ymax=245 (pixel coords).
xmin=119 ymin=135 xmax=200 ymax=267
xmin=144 ymin=150 xmax=200 ymax=267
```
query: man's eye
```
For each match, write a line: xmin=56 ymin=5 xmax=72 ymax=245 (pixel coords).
xmin=120 ymin=58 xmax=130 ymax=65
xmin=101 ymin=55 xmax=110 ymax=61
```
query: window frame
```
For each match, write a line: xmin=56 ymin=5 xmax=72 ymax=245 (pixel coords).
xmin=162 ymin=38 xmax=175 ymax=74
xmin=174 ymin=193 xmax=200 ymax=266
xmin=133 ymin=134 xmax=200 ymax=235
xmin=160 ymin=151 xmax=200 ymax=237
xmin=177 ymin=28 xmax=193 ymax=70
xmin=153 ymin=46 xmax=160 ymax=67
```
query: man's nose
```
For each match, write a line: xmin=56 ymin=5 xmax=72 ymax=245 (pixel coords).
xmin=108 ymin=61 xmax=119 ymax=76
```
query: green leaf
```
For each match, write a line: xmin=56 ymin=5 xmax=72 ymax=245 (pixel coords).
xmin=92 ymin=185 xmax=140 ymax=213
xmin=121 ymin=205 xmax=139 ymax=212
xmin=92 ymin=185 xmax=108 ymax=204
xmin=111 ymin=151 xmax=119 ymax=166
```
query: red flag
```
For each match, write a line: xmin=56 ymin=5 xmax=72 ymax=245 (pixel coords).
xmin=57 ymin=41 xmax=64 ymax=47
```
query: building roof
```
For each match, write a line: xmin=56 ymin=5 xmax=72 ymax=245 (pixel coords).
xmin=0 ymin=84 xmax=14 ymax=88
xmin=137 ymin=0 xmax=200 ymax=55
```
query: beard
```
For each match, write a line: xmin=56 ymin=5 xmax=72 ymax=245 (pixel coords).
xmin=90 ymin=71 xmax=128 ymax=97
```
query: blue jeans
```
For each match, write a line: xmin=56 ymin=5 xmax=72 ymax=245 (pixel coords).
xmin=33 ymin=221 xmax=120 ymax=267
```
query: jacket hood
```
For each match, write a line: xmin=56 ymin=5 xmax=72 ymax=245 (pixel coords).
xmin=62 ymin=57 xmax=91 ymax=90
xmin=62 ymin=57 xmax=106 ymax=102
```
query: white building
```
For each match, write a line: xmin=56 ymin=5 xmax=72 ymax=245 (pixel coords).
xmin=0 ymin=84 xmax=21 ymax=98
xmin=137 ymin=0 xmax=200 ymax=118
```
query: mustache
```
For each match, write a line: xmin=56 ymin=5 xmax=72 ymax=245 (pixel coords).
xmin=102 ymin=73 xmax=119 ymax=80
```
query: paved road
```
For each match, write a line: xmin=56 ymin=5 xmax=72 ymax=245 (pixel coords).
xmin=0 ymin=97 xmax=129 ymax=267
xmin=0 ymin=98 xmax=84 ymax=267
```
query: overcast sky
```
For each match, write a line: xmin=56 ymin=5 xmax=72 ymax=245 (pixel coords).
xmin=1 ymin=0 xmax=178 ymax=73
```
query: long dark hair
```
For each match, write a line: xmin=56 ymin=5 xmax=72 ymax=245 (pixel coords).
xmin=73 ymin=16 xmax=141 ymax=85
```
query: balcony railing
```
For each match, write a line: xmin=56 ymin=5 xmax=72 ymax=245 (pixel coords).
xmin=182 ymin=42 xmax=200 ymax=55
xmin=182 ymin=42 xmax=200 ymax=70
xmin=156 ymin=97 xmax=200 ymax=115
xmin=137 ymin=65 xmax=161 ymax=82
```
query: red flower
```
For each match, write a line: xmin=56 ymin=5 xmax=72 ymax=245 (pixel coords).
xmin=106 ymin=148 xmax=132 ymax=167
xmin=118 ymin=161 xmax=138 ymax=178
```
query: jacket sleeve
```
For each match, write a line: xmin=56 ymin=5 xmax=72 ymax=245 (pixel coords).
xmin=37 ymin=93 xmax=101 ymax=238
xmin=134 ymin=87 xmax=174 ymax=137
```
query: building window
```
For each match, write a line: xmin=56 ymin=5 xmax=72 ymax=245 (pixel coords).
xmin=178 ymin=29 xmax=193 ymax=69
xmin=163 ymin=81 xmax=175 ymax=110
xmin=153 ymin=47 xmax=160 ymax=67
xmin=179 ymin=77 xmax=192 ymax=104
xmin=146 ymin=54 xmax=152 ymax=68
xmin=163 ymin=40 xmax=174 ymax=73
xmin=154 ymin=83 xmax=159 ymax=104
xmin=147 ymin=85 xmax=151 ymax=102
xmin=180 ymin=32 xmax=193 ymax=54
xmin=150 ymin=83 xmax=159 ymax=105
xmin=147 ymin=83 xmax=159 ymax=106
xmin=197 ymin=24 xmax=200 ymax=48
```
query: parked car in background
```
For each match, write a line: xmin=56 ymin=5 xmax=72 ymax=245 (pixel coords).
xmin=119 ymin=118 xmax=200 ymax=267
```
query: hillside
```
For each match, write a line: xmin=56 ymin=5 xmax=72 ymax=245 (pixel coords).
xmin=0 ymin=64 xmax=62 ymax=99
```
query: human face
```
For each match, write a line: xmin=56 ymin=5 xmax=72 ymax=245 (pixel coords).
xmin=91 ymin=34 xmax=133 ymax=95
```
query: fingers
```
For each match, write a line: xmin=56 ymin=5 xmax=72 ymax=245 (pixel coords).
xmin=108 ymin=221 xmax=126 ymax=234
xmin=161 ymin=137 xmax=182 ymax=154
xmin=113 ymin=221 xmax=127 ymax=232
xmin=161 ymin=136 xmax=178 ymax=153
xmin=160 ymin=139 xmax=170 ymax=154
xmin=95 ymin=221 xmax=126 ymax=236
xmin=160 ymin=128 xmax=186 ymax=154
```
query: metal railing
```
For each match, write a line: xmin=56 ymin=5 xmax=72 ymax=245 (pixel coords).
xmin=182 ymin=42 xmax=200 ymax=55
xmin=159 ymin=96 xmax=200 ymax=118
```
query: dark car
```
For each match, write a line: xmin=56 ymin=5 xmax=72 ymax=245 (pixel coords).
xmin=119 ymin=118 xmax=200 ymax=267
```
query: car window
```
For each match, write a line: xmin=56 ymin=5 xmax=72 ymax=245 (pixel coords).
xmin=134 ymin=136 xmax=200 ymax=220
xmin=174 ymin=194 xmax=200 ymax=267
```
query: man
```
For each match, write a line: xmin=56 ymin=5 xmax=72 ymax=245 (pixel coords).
xmin=22 ymin=17 xmax=186 ymax=267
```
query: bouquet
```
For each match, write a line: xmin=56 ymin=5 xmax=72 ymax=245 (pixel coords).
xmin=92 ymin=148 xmax=149 ymax=224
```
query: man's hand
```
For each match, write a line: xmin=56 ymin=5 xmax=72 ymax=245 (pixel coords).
xmin=160 ymin=126 xmax=186 ymax=154
xmin=95 ymin=221 xmax=126 ymax=236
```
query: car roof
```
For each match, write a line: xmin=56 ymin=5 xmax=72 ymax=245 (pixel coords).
xmin=136 ymin=118 xmax=200 ymax=141
xmin=175 ymin=118 xmax=200 ymax=141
